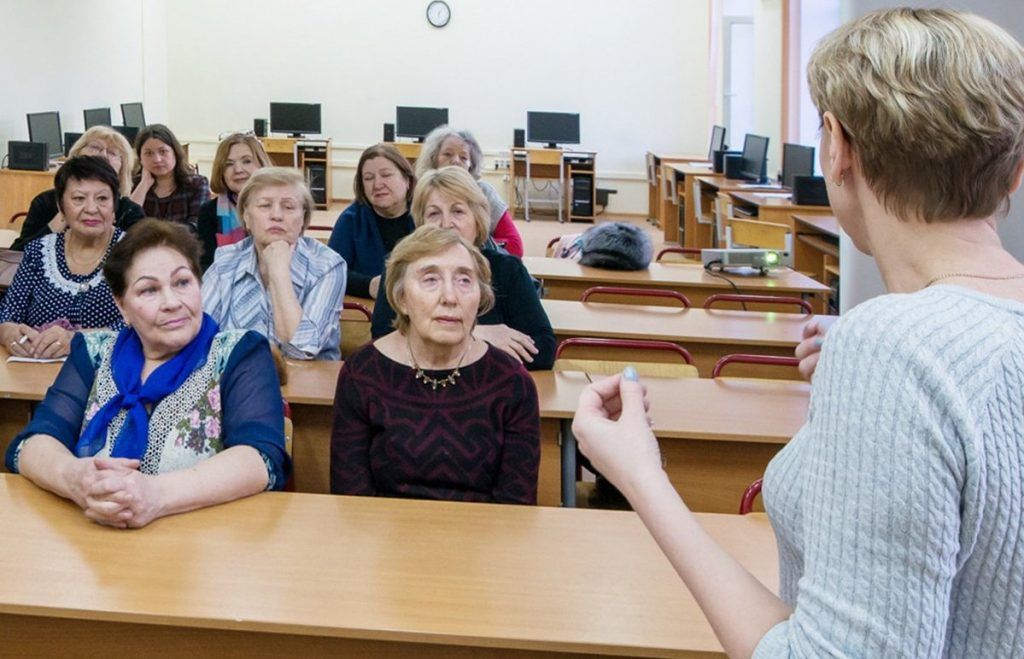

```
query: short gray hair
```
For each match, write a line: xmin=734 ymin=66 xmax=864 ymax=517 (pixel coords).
xmin=417 ymin=126 xmax=484 ymax=179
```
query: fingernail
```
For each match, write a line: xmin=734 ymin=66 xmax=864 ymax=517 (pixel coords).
xmin=814 ymin=337 xmax=824 ymax=347
xmin=623 ymin=366 xmax=639 ymax=382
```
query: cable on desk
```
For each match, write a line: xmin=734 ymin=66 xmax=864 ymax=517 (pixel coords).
xmin=703 ymin=260 xmax=749 ymax=311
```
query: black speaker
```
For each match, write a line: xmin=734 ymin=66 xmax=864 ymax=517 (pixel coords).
xmin=253 ymin=118 xmax=267 ymax=137
xmin=713 ymin=149 xmax=741 ymax=174
xmin=383 ymin=123 xmax=395 ymax=142
xmin=723 ymin=154 xmax=745 ymax=179
xmin=513 ymin=128 xmax=525 ymax=148
xmin=8 ymin=141 xmax=49 ymax=171
xmin=792 ymin=175 xmax=830 ymax=206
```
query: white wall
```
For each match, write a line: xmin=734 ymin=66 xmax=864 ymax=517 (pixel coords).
xmin=162 ymin=0 xmax=711 ymax=214
xmin=0 ymin=0 xmax=148 ymax=161
xmin=753 ymin=0 xmax=782 ymax=174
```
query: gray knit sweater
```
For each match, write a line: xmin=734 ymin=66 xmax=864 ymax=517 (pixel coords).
xmin=755 ymin=286 xmax=1024 ymax=658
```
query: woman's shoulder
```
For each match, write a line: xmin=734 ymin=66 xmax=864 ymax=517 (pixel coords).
xmin=299 ymin=236 xmax=344 ymax=266
xmin=338 ymin=202 xmax=371 ymax=222
xmin=198 ymin=197 xmax=217 ymax=215
xmin=30 ymin=188 xmax=58 ymax=210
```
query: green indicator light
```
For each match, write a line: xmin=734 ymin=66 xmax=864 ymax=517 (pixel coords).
xmin=765 ymin=251 xmax=780 ymax=266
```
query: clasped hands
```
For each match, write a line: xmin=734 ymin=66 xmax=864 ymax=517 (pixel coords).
xmin=66 ymin=456 xmax=163 ymax=529
xmin=5 ymin=323 xmax=73 ymax=359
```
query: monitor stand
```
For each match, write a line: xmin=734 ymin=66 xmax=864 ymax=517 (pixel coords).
xmin=287 ymin=132 xmax=305 ymax=139
xmin=546 ymin=142 xmax=559 ymax=149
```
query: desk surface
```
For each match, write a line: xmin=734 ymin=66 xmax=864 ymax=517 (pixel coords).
xmin=543 ymin=299 xmax=815 ymax=348
xmin=524 ymin=257 xmax=830 ymax=296
xmin=696 ymin=176 xmax=786 ymax=193
xmin=668 ymin=163 xmax=716 ymax=176
xmin=794 ymin=213 xmax=840 ymax=238
xmin=0 ymin=473 xmax=777 ymax=657
xmin=729 ymin=191 xmax=832 ymax=213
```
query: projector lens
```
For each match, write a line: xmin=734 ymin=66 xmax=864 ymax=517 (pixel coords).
xmin=765 ymin=252 xmax=780 ymax=266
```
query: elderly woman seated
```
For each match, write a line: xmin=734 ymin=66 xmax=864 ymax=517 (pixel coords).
xmin=5 ymin=220 xmax=289 ymax=529
xmin=332 ymin=224 xmax=540 ymax=504
xmin=371 ymin=167 xmax=555 ymax=369
xmin=0 ymin=156 xmax=127 ymax=360
xmin=202 ymin=167 xmax=346 ymax=360
xmin=11 ymin=126 xmax=143 ymax=251
xmin=417 ymin=126 xmax=524 ymax=256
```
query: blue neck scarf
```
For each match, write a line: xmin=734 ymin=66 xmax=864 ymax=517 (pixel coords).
xmin=75 ymin=314 xmax=220 ymax=460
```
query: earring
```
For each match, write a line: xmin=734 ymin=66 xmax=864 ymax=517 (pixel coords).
xmin=832 ymin=175 xmax=844 ymax=188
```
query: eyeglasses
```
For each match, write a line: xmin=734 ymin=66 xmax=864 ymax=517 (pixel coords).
xmin=82 ymin=143 xmax=122 ymax=159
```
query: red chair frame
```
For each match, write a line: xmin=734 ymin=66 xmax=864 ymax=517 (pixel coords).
xmin=342 ymin=300 xmax=372 ymax=321
xmin=656 ymin=246 xmax=702 ymax=261
xmin=711 ymin=354 xmax=801 ymax=378
xmin=739 ymin=478 xmax=763 ymax=514
xmin=703 ymin=293 xmax=813 ymax=315
xmin=580 ymin=286 xmax=691 ymax=308
xmin=9 ymin=212 xmax=27 ymax=225
xmin=555 ymin=337 xmax=694 ymax=365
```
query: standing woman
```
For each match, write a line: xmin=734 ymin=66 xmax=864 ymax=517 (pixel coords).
xmin=417 ymin=126 xmax=524 ymax=256
xmin=573 ymin=9 xmax=1024 ymax=657
xmin=197 ymin=133 xmax=272 ymax=272
xmin=11 ymin=126 xmax=143 ymax=251
xmin=129 ymin=124 xmax=210 ymax=232
xmin=202 ymin=168 xmax=346 ymax=360
xmin=327 ymin=144 xmax=415 ymax=299
xmin=0 ymin=157 xmax=126 ymax=359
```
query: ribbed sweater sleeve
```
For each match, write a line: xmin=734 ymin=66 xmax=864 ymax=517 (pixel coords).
xmin=755 ymin=286 xmax=1024 ymax=658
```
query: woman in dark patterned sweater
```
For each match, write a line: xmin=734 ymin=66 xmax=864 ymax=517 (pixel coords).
xmin=330 ymin=224 xmax=539 ymax=504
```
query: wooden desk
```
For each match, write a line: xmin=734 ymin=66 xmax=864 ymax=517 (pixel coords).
xmin=660 ymin=163 xmax=715 ymax=245
xmin=692 ymin=176 xmax=787 ymax=249
xmin=0 ymin=354 xmax=809 ymax=513
xmin=727 ymin=191 xmax=833 ymax=232
xmin=508 ymin=148 xmax=597 ymax=223
xmin=385 ymin=141 xmax=422 ymax=164
xmin=258 ymin=137 xmax=332 ymax=210
xmin=0 ymin=168 xmax=54 ymax=227
xmin=543 ymin=299 xmax=814 ymax=378
xmin=525 ymin=256 xmax=831 ymax=312
xmin=644 ymin=153 xmax=707 ymax=229
xmin=0 ymin=474 xmax=778 ymax=658
xmin=793 ymin=214 xmax=840 ymax=292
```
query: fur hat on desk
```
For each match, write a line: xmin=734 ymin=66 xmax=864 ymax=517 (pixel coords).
xmin=578 ymin=222 xmax=653 ymax=270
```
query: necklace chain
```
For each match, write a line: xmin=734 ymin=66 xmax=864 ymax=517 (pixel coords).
xmin=407 ymin=337 xmax=472 ymax=391
xmin=925 ymin=271 xmax=1024 ymax=288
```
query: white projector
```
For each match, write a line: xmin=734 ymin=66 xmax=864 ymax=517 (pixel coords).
xmin=701 ymin=248 xmax=792 ymax=272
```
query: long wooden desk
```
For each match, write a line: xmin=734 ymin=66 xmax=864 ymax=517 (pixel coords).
xmin=525 ymin=256 xmax=831 ymax=312
xmin=792 ymin=214 xmax=840 ymax=295
xmin=0 ymin=355 xmax=809 ymax=513
xmin=645 ymin=151 xmax=707 ymax=225
xmin=726 ymin=191 xmax=833 ymax=231
xmin=0 ymin=473 xmax=777 ymax=658
xmin=659 ymin=162 xmax=716 ymax=245
xmin=0 ymin=168 xmax=54 ymax=227
xmin=543 ymin=299 xmax=814 ymax=379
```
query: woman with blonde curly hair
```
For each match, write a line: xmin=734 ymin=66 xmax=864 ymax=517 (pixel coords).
xmin=573 ymin=9 xmax=1024 ymax=657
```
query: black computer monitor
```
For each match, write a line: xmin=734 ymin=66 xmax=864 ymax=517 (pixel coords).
xmin=113 ymin=125 xmax=140 ymax=145
xmin=781 ymin=143 xmax=815 ymax=189
xmin=84 ymin=107 xmax=112 ymax=129
xmin=269 ymin=102 xmax=322 ymax=138
xmin=526 ymin=111 xmax=580 ymax=149
xmin=738 ymin=134 xmax=770 ymax=183
xmin=395 ymin=106 xmax=449 ymax=142
xmin=121 ymin=102 xmax=146 ymax=128
xmin=64 ymin=132 xmax=83 ymax=156
xmin=27 ymin=111 xmax=63 ymax=159
xmin=708 ymin=125 xmax=727 ymax=161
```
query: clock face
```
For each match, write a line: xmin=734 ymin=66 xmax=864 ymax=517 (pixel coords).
xmin=427 ymin=0 xmax=450 ymax=28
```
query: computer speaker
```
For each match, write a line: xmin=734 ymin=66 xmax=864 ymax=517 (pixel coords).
xmin=513 ymin=128 xmax=525 ymax=148
xmin=253 ymin=118 xmax=268 ymax=137
xmin=8 ymin=141 xmax=49 ymax=171
xmin=723 ymin=154 xmax=745 ymax=179
xmin=713 ymin=149 xmax=741 ymax=174
xmin=383 ymin=123 xmax=395 ymax=142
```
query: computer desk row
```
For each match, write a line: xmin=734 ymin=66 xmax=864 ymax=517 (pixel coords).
xmin=0 ymin=473 xmax=777 ymax=657
xmin=0 ymin=352 xmax=810 ymax=512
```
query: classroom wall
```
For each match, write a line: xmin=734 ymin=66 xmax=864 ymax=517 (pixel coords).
xmin=162 ymin=0 xmax=712 ymax=215
xmin=0 ymin=0 xmax=148 ymax=163
xmin=753 ymin=0 xmax=783 ymax=173
xmin=837 ymin=0 xmax=1024 ymax=309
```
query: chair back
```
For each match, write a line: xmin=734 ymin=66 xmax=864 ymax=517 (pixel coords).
xmin=554 ymin=337 xmax=698 ymax=378
xmin=712 ymin=353 xmax=800 ymax=379
xmin=580 ymin=286 xmax=691 ymax=308
xmin=703 ymin=293 xmax=813 ymax=315
xmin=739 ymin=478 xmax=763 ymax=514
xmin=656 ymin=246 xmax=702 ymax=264
xmin=340 ymin=300 xmax=373 ymax=358
xmin=726 ymin=218 xmax=792 ymax=251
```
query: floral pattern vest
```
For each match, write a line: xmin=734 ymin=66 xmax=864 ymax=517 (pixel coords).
xmin=80 ymin=329 xmax=246 ymax=475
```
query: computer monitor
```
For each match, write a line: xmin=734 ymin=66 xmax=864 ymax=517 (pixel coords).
xmin=64 ymin=132 xmax=83 ymax=156
xmin=781 ymin=143 xmax=815 ymax=189
xmin=84 ymin=107 xmax=112 ymax=129
xmin=121 ymin=102 xmax=146 ymax=128
xmin=269 ymin=102 xmax=322 ymax=138
xmin=707 ymin=125 xmax=727 ymax=161
xmin=395 ymin=106 xmax=449 ymax=142
xmin=27 ymin=111 xmax=63 ymax=159
xmin=113 ymin=125 xmax=139 ymax=145
xmin=526 ymin=111 xmax=580 ymax=149
xmin=738 ymin=134 xmax=770 ymax=183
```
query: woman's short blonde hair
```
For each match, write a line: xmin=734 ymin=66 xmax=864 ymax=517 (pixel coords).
xmin=808 ymin=8 xmax=1024 ymax=222
xmin=68 ymin=126 xmax=135 ymax=196
xmin=416 ymin=126 xmax=485 ymax=179
xmin=237 ymin=167 xmax=315 ymax=230
xmin=384 ymin=224 xmax=495 ymax=335
xmin=411 ymin=166 xmax=491 ymax=247
xmin=210 ymin=133 xmax=272 ymax=195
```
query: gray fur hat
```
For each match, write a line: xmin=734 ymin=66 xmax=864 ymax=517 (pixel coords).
xmin=578 ymin=222 xmax=653 ymax=270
